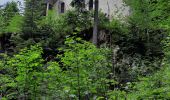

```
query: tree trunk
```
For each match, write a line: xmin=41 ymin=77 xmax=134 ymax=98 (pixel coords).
xmin=46 ymin=0 xmax=49 ymax=16
xmin=92 ymin=0 xmax=99 ymax=46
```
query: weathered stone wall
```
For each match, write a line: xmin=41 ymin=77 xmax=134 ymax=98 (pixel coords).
xmin=51 ymin=0 xmax=129 ymax=18
xmin=98 ymin=0 xmax=129 ymax=18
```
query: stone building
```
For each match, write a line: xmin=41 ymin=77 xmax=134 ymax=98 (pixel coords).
xmin=45 ymin=0 xmax=129 ymax=18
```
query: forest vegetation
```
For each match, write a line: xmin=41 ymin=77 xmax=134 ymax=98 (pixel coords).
xmin=0 ymin=0 xmax=170 ymax=99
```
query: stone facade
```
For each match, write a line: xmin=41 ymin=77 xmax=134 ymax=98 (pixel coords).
xmin=46 ymin=0 xmax=129 ymax=18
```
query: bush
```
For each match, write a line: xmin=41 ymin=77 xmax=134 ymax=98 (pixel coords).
xmin=0 ymin=38 xmax=113 ymax=99
xmin=57 ymin=37 xmax=111 ymax=99
xmin=127 ymin=63 xmax=170 ymax=99
xmin=0 ymin=45 xmax=44 ymax=99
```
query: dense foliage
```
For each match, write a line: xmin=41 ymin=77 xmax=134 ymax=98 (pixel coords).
xmin=0 ymin=0 xmax=170 ymax=99
xmin=0 ymin=39 xmax=112 ymax=99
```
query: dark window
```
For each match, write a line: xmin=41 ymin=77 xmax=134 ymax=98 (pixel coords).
xmin=61 ymin=2 xmax=65 ymax=13
xmin=89 ymin=0 xmax=93 ymax=10
xmin=49 ymin=4 xmax=53 ymax=10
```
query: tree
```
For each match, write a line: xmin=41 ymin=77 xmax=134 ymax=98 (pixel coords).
xmin=0 ymin=1 xmax=20 ymax=51
xmin=0 ymin=1 xmax=19 ymax=33
xmin=22 ymin=0 xmax=46 ymax=40
xmin=3 ymin=1 xmax=19 ymax=23
xmin=92 ymin=0 xmax=99 ymax=45
xmin=0 ymin=45 xmax=44 ymax=99
xmin=0 ymin=38 xmax=112 ymax=99
xmin=0 ymin=9 xmax=5 ymax=34
xmin=120 ymin=0 xmax=167 ymax=74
